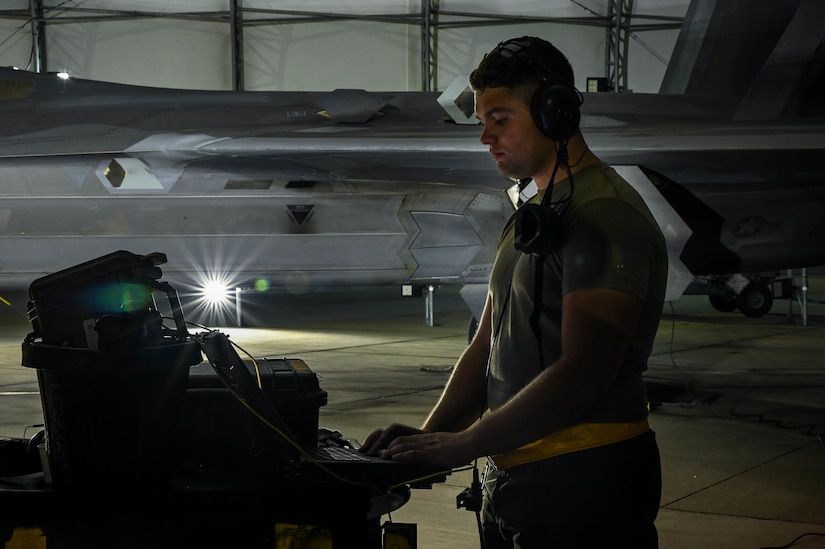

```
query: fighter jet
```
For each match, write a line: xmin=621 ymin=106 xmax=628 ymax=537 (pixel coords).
xmin=0 ymin=71 xmax=512 ymax=320
xmin=1 ymin=0 xmax=823 ymax=322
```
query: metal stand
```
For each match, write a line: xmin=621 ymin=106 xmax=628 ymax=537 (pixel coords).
xmin=799 ymin=268 xmax=809 ymax=326
xmin=235 ymin=286 xmax=243 ymax=327
xmin=425 ymin=285 xmax=436 ymax=327
xmin=786 ymin=268 xmax=809 ymax=326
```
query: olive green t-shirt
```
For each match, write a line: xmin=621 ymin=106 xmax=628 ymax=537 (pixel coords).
xmin=487 ymin=162 xmax=667 ymax=425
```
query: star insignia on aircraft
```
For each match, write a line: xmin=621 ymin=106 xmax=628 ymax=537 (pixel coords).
xmin=732 ymin=215 xmax=766 ymax=237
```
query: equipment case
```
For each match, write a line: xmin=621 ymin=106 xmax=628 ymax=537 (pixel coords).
xmin=179 ymin=357 xmax=328 ymax=468
xmin=27 ymin=250 xmax=187 ymax=349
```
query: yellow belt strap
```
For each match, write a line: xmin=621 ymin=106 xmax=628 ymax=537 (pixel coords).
xmin=490 ymin=418 xmax=650 ymax=469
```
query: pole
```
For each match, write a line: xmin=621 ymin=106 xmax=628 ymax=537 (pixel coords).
xmin=235 ymin=287 xmax=243 ymax=327
xmin=230 ymin=0 xmax=245 ymax=90
xmin=425 ymin=285 xmax=435 ymax=327
xmin=29 ymin=0 xmax=45 ymax=73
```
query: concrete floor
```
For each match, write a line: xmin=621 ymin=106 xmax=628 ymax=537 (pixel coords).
xmin=1 ymin=284 xmax=824 ymax=548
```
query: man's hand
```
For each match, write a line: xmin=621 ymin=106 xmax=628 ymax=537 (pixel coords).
xmin=360 ymin=423 xmax=423 ymax=456
xmin=361 ymin=424 xmax=474 ymax=469
xmin=380 ymin=431 xmax=474 ymax=469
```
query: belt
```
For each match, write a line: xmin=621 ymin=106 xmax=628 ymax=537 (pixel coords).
xmin=490 ymin=418 xmax=650 ymax=469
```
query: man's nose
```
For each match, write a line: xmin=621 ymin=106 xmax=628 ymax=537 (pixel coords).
xmin=480 ymin=125 xmax=494 ymax=145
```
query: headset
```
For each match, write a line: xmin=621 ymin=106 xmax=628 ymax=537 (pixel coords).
xmin=495 ymin=38 xmax=584 ymax=257
xmin=496 ymin=38 xmax=583 ymax=143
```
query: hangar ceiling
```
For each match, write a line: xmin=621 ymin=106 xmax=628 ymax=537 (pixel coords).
xmin=0 ymin=1 xmax=684 ymax=92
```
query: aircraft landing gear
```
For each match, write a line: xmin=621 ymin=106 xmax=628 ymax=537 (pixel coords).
xmin=706 ymin=273 xmax=793 ymax=318
xmin=467 ymin=316 xmax=479 ymax=343
xmin=736 ymin=282 xmax=773 ymax=317
xmin=708 ymin=292 xmax=738 ymax=313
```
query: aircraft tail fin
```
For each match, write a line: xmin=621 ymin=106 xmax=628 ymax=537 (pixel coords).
xmin=660 ymin=0 xmax=825 ymax=121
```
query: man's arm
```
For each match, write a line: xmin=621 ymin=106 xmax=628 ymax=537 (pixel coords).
xmin=360 ymin=293 xmax=493 ymax=454
xmin=381 ymin=287 xmax=642 ymax=467
xmin=421 ymin=292 xmax=493 ymax=433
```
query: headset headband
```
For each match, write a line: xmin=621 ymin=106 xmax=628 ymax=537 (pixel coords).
xmin=496 ymin=38 xmax=581 ymax=100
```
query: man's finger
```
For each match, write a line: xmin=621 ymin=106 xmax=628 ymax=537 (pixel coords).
xmin=359 ymin=429 xmax=385 ymax=454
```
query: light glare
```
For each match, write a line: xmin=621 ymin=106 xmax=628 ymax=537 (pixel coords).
xmin=201 ymin=279 xmax=231 ymax=304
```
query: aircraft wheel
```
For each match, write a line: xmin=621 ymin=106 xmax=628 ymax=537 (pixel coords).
xmin=737 ymin=283 xmax=773 ymax=317
xmin=709 ymin=293 xmax=738 ymax=313
xmin=467 ymin=316 xmax=479 ymax=343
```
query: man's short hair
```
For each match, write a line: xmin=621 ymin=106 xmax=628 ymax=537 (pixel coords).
xmin=470 ymin=36 xmax=575 ymax=106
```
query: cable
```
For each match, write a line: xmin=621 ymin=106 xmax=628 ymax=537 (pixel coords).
xmin=194 ymin=329 xmax=368 ymax=487
xmin=224 ymin=336 xmax=263 ymax=389
xmin=656 ymin=306 xmax=825 ymax=438
xmin=567 ymin=0 xmax=670 ymax=67
xmin=472 ymin=464 xmax=485 ymax=549
xmin=527 ymin=141 xmax=573 ymax=379
xmin=181 ymin=319 xmax=263 ymax=388
xmin=727 ymin=403 xmax=824 ymax=439
xmin=0 ymin=24 xmax=30 ymax=59
xmin=389 ymin=464 xmax=472 ymax=493
xmin=1 ymin=0 xmax=85 ymax=69
xmin=760 ymin=532 xmax=825 ymax=549
xmin=629 ymin=33 xmax=670 ymax=66
xmin=665 ymin=301 xmax=696 ymax=402
xmin=455 ymin=461 xmax=486 ymax=549
xmin=193 ymin=328 xmax=457 ymax=491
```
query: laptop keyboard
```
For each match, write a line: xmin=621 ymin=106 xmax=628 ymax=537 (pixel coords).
xmin=306 ymin=445 xmax=373 ymax=462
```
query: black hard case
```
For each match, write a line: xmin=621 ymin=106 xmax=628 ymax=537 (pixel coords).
xmin=179 ymin=357 xmax=328 ymax=467
xmin=27 ymin=250 xmax=187 ymax=349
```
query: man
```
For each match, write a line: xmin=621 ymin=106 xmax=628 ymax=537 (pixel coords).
xmin=362 ymin=36 xmax=666 ymax=548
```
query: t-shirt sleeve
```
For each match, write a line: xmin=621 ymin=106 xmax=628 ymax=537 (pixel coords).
xmin=560 ymin=198 xmax=660 ymax=301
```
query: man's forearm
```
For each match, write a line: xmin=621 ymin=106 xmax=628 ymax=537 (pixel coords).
xmin=422 ymin=337 xmax=490 ymax=433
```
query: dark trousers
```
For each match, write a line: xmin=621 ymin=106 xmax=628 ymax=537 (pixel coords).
xmin=481 ymin=429 xmax=661 ymax=549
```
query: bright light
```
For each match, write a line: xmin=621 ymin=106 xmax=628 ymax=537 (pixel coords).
xmin=180 ymin=269 xmax=241 ymax=327
xmin=173 ymin=246 xmax=267 ymax=326
xmin=200 ymin=278 xmax=231 ymax=305
xmin=56 ymin=71 xmax=70 ymax=80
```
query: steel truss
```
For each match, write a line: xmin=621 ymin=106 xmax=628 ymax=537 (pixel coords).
xmin=1 ymin=1 xmax=682 ymax=91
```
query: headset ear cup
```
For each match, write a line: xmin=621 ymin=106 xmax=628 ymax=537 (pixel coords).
xmin=531 ymin=83 xmax=581 ymax=141
xmin=514 ymin=203 xmax=563 ymax=256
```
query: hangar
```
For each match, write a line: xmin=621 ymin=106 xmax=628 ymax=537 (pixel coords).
xmin=1 ymin=2 xmax=823 ymax=548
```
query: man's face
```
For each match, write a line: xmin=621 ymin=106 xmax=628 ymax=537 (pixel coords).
xmin=474 ymin=86 xmax=556 ymax=187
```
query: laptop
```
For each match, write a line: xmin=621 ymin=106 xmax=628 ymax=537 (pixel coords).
xmin=193 ymin=330 xmax=450 ymax=488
